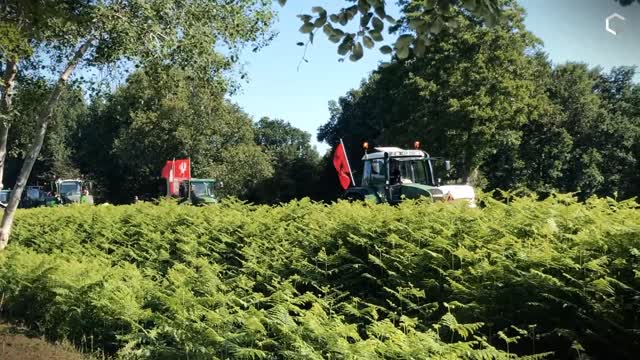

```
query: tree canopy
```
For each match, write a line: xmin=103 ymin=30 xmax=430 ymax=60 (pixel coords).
xmin=317 ymin=4 xmax=640 ymax=199
xmin=249 ymin=117 xmax=322 ymax=204
xmin=73 ymin=68 xmax=273 ymax=202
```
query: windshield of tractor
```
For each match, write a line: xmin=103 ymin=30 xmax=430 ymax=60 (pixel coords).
xmin=363 ymin=158 xmax=435 ymax=186
xmin=390 ymin=159 xmax=434 ymax=186
xmin=362 ymin=159 xmax=386 ymax=186
xmin=26 ymin=188 xmax=41 ymax=200
xmin=190 ymin=182 xmax=215 ymax=197
xmin=59 ymin=182 xmax=81 ymax=195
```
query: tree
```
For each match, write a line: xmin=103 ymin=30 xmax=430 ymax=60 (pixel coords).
xmin=314 ymin=1 xmax=640 ymax=200
xmin=7 ymin=77 xmax=86 ymax=184
xmin=0 ymin=0 xmax=276 ymax=249
xmin=318 ymin=2 xmax=549 ymax=185
xmin=249 ymin=117 xmax=321 ymax=204
xmin=76 ymin=68 xmax=273 ymax=203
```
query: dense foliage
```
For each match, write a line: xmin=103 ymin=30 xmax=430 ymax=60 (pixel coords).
xmin=3 ymin=71 xmax=323 ymax=204
xmin=74 ymin=68 xmax=273 ymax=203
xmin=6 ymin=77 xmax=87 ymax=182
xmin=249 ymin=117 xmax=322 ymax=204
xmin=318 ymin=5 xmax=640 ymax=200
xmin=0 ymin=195 xmax=638 ymax=359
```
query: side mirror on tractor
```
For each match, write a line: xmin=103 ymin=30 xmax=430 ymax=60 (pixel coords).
xmin=445 ymin=160 xmax=452 ymax=172
xmin=215 ymin=181 xmax=224 ymax=190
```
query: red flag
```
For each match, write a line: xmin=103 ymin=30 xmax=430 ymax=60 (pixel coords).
xmin=333 ymin=142 xmax=352 ymax=190
xmin=161 ymin=159 xmax=191 ymax=196
xmin=161 ymin=159 xmax=191 ymax=179
xmin=161 ymin=161 xmax=173 ymax=179
xmin=173 ymin=159 xmax=191 ymax=179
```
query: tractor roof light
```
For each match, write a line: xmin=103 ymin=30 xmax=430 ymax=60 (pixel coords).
xmin=413 ymin=141 xmax=421 ymax=149
xmin=363 ymin=141 xmax=369 ymax=151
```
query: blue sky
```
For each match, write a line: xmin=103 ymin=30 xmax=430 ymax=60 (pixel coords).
xmin=230 ymin=1 xmax=640 ymax=155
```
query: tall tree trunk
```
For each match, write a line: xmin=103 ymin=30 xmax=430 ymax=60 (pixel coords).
xmin=461 ymin=129 xmax=474 ymax=184
xmin=0 ymin=40 xmax=91 ymax=250
xmin=0 ymin=59 xmax=19 ymax=189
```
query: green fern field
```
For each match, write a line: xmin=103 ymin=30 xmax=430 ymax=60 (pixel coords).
xmin=0 ymin=195 xmax=638 ymax=359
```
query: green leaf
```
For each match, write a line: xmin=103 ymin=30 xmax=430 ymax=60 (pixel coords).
xmin=363 ymin=36 xmax=374 ymax=49
xmin=330 ymin=14 xmax=339 ymax=23
xmin=337 ymin=36 xmax=353 ymax=56
xmin=299 ymin=22 xmax=314 ymax=34
xmin=277 ymin=0 xmax=286 ymax=6
xmin=333 ymin=28 xmax=345 ymax=37
xmin=360 ymin=12 xmax=373 ymax=28
xmin=408 ymin=18 xmax=426 ymax=30
xmin=372 ymin=17 xmax=384 ymax=32
xmin=384 ymin=15 xmax=397 ymax=25
xmin=486 ymin=13 xmax=498 ymax=27
xmin=358 ymin=0 xmax=370 ymax=15
xmin=323 ymin=24 xmax=334 ymax=36
xmin=424 ymin=0 xmax=436 ymax=10
xmin=374 ymin=6 xmax=386 ymax=19
xmin=350 ymin=42 xmax=364 ymax=61
xmin=338 ymin=13 xmax=348 ymax=26
xmin=297 ymin=14 xmax=312 ymax=22
xmin=379 ymin=45 xmax=392 ymax=54
xmin=296 ymin=42 xmax=304 ymax=46
xmin=329 ymin=35 xmax=342 ymax=43
xmin=395 ymin=34 xmax=414 ymax=48
xmin=345 ymin=5 xmax=359 ymax=19
xmin=462 ymin=0 xmax=477 ymax=11
xmin=396 ymin=45 xmax=410 ymax=60
xmin=369 ymin=30 xmax=383 ymax=42
xmin=430 ymin=18 xmax=444 ymax=34
xmin=314 ymin=16 xmax=327 ymax=28
xmin=413 ymin=38 xmax=426 ymax=57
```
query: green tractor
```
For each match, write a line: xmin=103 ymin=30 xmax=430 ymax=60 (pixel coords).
xmin=55 ymin=179 xmax=94 ymax=205
xmin=343 ymin=145 xmax=476 ymax=206
xmin=21 ymin=186 xmax=53 ymax=208
xmin=0 ymin=186 xmax=58 ymax=209
xmin=176 ymin=178 xmax=222 ymax=205
xmin=0 ymin=189 xmax=10 ymax=208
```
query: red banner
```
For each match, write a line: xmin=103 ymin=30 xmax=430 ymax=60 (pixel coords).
xmin=333 ymin=143 xmax=352 ymax=190
xmin=161 ymin=159 xmax=191 ymax=196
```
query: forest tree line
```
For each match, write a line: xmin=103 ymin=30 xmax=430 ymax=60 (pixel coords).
xmin=3 ymin=3 xmax=639 ymax=205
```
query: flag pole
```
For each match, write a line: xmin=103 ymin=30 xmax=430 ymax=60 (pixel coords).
xmin=339 ymin=138 xmax=356 ymax=187
xmin=187 ymin=157 xmax=191 ymax=201
xmin=171 ymin=157 xmax=175 ymax=196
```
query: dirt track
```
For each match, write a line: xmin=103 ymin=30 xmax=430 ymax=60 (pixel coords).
xmin=0 ymin=323 xmax=86 ymax=360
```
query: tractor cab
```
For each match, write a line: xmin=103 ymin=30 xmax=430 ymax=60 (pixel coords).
xmin=344 ymin=143 xmax=475 ymax=206
xmin=55 ymin=179 xmax=94 ymax=205
xmin=178 ymin=178 xmax=222 ymax=205
xmin=0 ymin=189 xmax=10 ymax=208
xmin=22 ymin=186 xmax=46 ymax=208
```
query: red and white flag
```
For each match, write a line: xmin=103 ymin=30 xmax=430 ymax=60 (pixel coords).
xmin=333 ymin=140 xmax=354 ymax=190
xmin=161 ymin=158 xmax=191 ymax=195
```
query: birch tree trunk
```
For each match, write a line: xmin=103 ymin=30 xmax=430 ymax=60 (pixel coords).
xmin=0 ymin=40 xmax=92 ymax=250
xmin=0 ymin=59 xmax=19 ymax=190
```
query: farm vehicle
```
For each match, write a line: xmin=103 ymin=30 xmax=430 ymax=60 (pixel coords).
xmin=342 ymin=143 xmax=476 ymax=206
xmin=54 ymin=179 xmax=94 ymax=205
xmin=176 ymin=178 xmax=222 ymax=205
